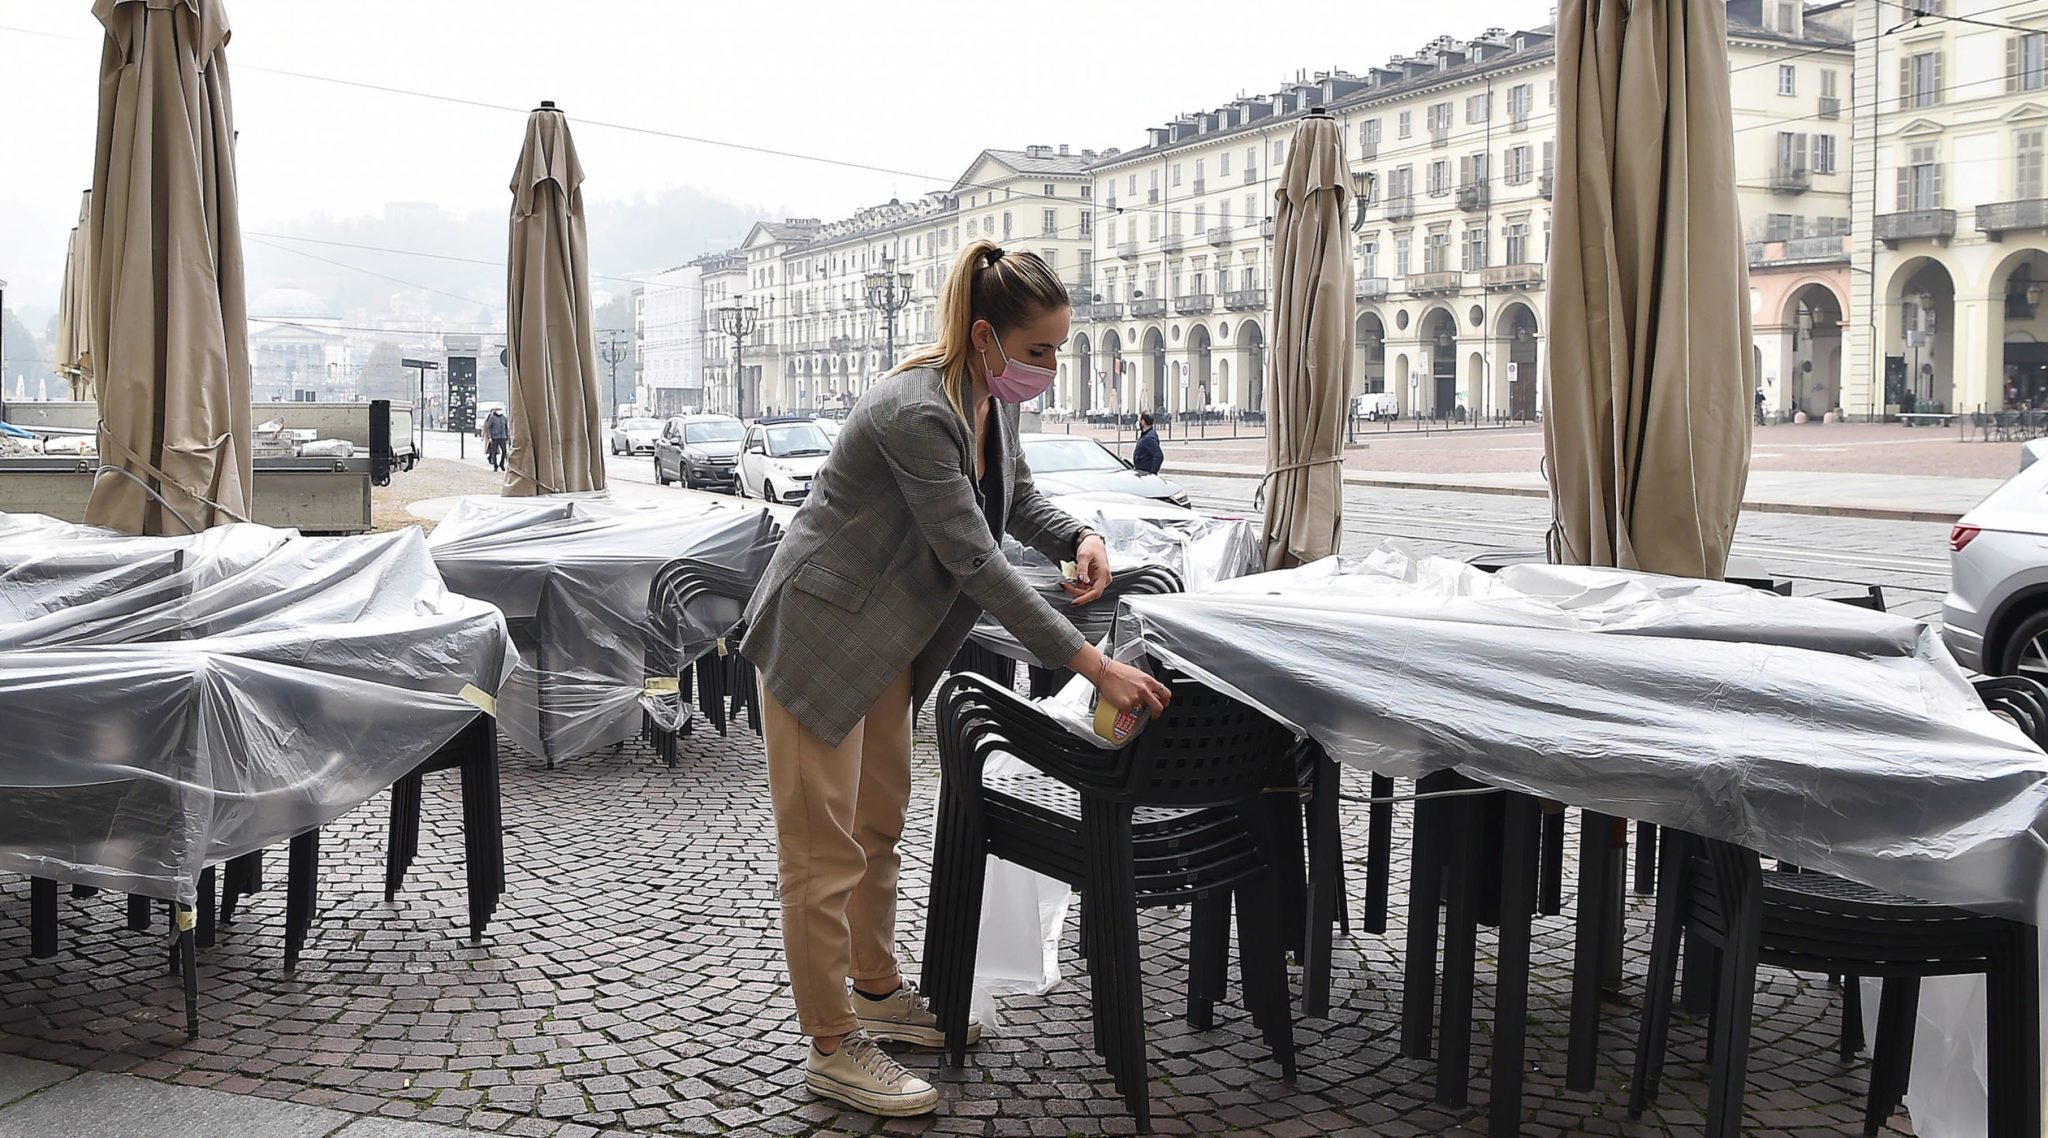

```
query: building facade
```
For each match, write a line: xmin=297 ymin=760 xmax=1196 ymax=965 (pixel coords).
xmin=1070 ymin=2 xmax=1852 ymax=425
xmin=640 ymin=263 xmax=704 ymax=417
xmin=1848 ymin=0 xmax=2048 ymax=418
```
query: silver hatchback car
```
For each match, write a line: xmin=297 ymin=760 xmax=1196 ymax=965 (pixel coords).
xmin=1942 ymin=449 xmax=2048 ymax=676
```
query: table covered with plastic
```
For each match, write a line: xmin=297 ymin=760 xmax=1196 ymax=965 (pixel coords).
xmin=424 ymin=495 xmax=780 ymax=764
xmin=0 ymin=517 xmax=514 ymax=906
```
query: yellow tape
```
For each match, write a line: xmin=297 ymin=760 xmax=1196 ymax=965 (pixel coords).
xmin=458 ymin=684 xmax=499 ymax=716
xmin=175 ymin=907 xmax=196 ymax=932
xmin=644 ymin=676 xmax=681 ymax=694
xmin=716 ymin=637 xmax=728 ymax=658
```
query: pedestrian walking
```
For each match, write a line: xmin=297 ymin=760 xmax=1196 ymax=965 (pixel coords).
xmin=1133 ymin=410 xmax=1163 ymax=474
xmin=740 ymin=240 xmax=1169 ymax=1119
xmin=481 ymin=407 xmax=510 ymax=471
xmin=1755 ymin=387 xmax=1767 ymax=426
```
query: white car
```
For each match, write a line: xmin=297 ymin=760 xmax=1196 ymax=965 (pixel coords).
xmin=609 ymin=417 xmax=663 ymax=456
xmin=737 ymin=418 xmax=835 ymax=505
xmin=1943 ymin=454 xmax=2048 ymax=676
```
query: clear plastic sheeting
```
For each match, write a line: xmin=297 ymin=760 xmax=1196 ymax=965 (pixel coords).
xmin=969 ymin=493 xmax=1261 ymax=664
xmin=0 ymin=520 xmax=513 ymax=905
xmin=425 ymin=495 xmax=780 ymax=764
xmin=1119 ymin=544 xmax=2048 ymax=925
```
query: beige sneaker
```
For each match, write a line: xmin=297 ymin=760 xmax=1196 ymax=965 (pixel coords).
xmin=804 ymin=1031 xmax=938 ymax=1117
xmin=853 ymin=979 xmax=981 ymax=1048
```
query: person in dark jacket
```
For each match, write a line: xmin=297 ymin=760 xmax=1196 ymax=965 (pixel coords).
xmin=481 ymin=408 xmax=510 ymax=471
xmin=1132 ymin=412 xmax=1163 ymax=474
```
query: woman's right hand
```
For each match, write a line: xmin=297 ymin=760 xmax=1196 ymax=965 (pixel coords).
xmin=1096 ymin=656 xmax=1170 ymax=716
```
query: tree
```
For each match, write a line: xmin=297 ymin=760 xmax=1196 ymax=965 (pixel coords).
xmin=0 ymin=308 xmax=59 ymax=395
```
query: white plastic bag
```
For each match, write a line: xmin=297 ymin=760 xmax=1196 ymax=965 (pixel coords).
xmin=963 ymin=750 xmax=1074 ymax=1030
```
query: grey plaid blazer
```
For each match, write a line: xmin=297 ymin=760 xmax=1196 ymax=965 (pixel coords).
xmin=740 ymin=366 xmax=1089 ymax=746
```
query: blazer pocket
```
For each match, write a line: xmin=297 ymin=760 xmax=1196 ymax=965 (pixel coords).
xmin=790 ymin=561 xmax=874 ymax=613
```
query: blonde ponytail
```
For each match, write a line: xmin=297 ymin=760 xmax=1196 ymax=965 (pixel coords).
xmin=890 ymin=239 xmax=1069 ymax=420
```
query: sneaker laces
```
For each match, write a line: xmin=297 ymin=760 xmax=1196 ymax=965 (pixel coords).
xmin=840 ymin=1032 xmax=914 ymax=1088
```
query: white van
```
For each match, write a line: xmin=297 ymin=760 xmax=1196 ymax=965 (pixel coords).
xmin=1355 ymin=392 xmax=1400 ymax=422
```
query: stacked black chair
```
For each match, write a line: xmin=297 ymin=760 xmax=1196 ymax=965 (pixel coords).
xmin=924 ymin=669 xmax=1299 ymax=1132
xmin=639 ymin=514 xmax=780 ymax=763
xmin=1629 ymin=675 xmax=2046 ymax=1138
xmin=949 ymin=564 xmax=1187 ymax=698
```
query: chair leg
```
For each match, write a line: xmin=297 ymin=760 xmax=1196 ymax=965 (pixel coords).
xmin=1271 ymin=785 xmax=1307 ymax=962
xmin=29 ymin=878 xmax=57 ymax=959
xmin=462 ymin=716 xmax=504 ymax=941
xmin=220 ymin=851 xmax=262 ymax=925
xmin=284 ymin=829 xmax=319 ymax=973
xmin=384 ymin=770 xmax=423 ymax=902
xmin=1633 ymin=820 xmax=1658 ymax=895
xmin=1987 ymin=925 xmax=2041 ymax=1138
xmin=1702 ymin=852 xmax=1763 ymax=1138
xmin=1301 ymin=746 xmax=1341 ymax=1018
xmin=1436 ymin=785 xmax=1486 ymax=1109
xmin=1083 ymin=801 xmax=1148 ymax=1130
xmin=1401 ymin=770 xmax=1453 ymax=1060
xmin=126 ymin=892 xmax=151 ymax=933
xmin=1567 ymin=810 xmax=1620 ymax=1092
xmin=1864 ymin=977 xmax=1918 ymax=1137
xmin=1363 ymin=773 xmax=1393 ymax=935
xmin=195 ymin=866 xmax=217 ymax=949
xmin=1629 ymin=828 xmax=1690 ymax=1118
xmin=923 ymin=782 xmax=988 ymax=1068
xmin=1236 ymin=879 xmax=1297 ymax=1081
xmin=1186 ymin=892 xmax=1231 ymax=1031
xmin=175 ymin=905 xmax=199 ymax=1041
xmin=1538 ymin=802 xmax=1565 ymax=917
xmin=1490 ymin=792 xmax=1540 ymax=1138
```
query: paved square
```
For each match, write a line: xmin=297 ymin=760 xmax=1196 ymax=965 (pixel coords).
xmin=0 ymin=720 xmax=1911 ymax=1136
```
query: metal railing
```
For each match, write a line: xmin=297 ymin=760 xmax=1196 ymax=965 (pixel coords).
xmin=1130 ymin=298 xmax=1168 ymax=318
xmin=1874 ymin=209 xmax=1957 ymax=246
xmin=1356 ymin=277 xmax=1390 ymax=301
xmin=1077 ymin=302 xmax=1123 ymax=322
xmin=1224 ymin=288 xmax=1267 ymax=311
xmin=1175 ymin=293 xmax=1216 ymax=315
xmin=1538 ymin=173 xmax=1554 ymax=200
xmin=1260 ymin=217 xmax=1277 ymax=238
xmin=1457 ymin=185 xmax=1487 ymax=211
xmin=1747 ymin=235 xmax=1849 ymax=263
xmin=1770 ymin=165 xmax=1811 ymax=194
xmin=1161 ymin=233 xmax=1186 ymax=253
xmin=1479 ymin=263 xmax=1544 ymax=290
xmin=1818 ymin=96 xmax=1841 ymax=119
xmin=1977 ymin=199 xmax=2048 ymax=238
xmin=1243 ymin=167 xmax=1259 ymax=184
xmin=1193 ymin=178 xmax=1205 ymax=194
xmin=1407 ymin=271 xmax=1463 ymax=296
xmin=1117 ymin=240 xmax=1140 ymax=260
xmin=1385 ymin=194 xmax=1416 ymax=221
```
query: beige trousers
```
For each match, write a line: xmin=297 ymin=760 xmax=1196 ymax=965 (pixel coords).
xmin=761 ymin=669 xmax=914 ymax=1037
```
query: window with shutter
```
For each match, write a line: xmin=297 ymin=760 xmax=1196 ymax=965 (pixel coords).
xmin=2015 ymin=34 xmax=2048 ymax=92
xmin=2018 ymin=130 xmax=2045 ymax=200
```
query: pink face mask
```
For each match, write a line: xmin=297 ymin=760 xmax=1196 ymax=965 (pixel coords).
xmin=982 ymin=338 xmax=1058 ymax=403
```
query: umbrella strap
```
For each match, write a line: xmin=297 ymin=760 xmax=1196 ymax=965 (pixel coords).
xmin=1255 ymin=455 xmax=1344 ymax=512
xmin=97 ymin=430 xmax=253 ymax=528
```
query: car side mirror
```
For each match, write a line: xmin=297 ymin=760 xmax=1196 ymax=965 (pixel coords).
xmin=748 ymin=443 xmax=766 ymax=454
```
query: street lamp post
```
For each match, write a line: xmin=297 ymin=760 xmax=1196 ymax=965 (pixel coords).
xmin=863 ymin=254 xmax=915 ymax=384
xmin=598 ymin=330 xmax=631 ymax=424
xmin=717 ymin=303 xmax=760 ymax=419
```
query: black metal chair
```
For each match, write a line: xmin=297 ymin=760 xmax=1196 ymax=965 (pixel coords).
xmin=640 ymin=518 xmax=780 ymax=765
xmin=924 ymin=669 xmax=1299 ymax=1132
xmin=949 ymin=564 xmax=1187 ymax=699
xmin=1630 ymin=677 xmax=2047 ymax=1138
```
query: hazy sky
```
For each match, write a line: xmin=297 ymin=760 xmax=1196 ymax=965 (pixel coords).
xmin=0 ymin=0 xmax=1552 ymax=320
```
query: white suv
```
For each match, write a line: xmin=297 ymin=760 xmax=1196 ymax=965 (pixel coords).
xmin=737 ymin=417 xmax=835 ymax=505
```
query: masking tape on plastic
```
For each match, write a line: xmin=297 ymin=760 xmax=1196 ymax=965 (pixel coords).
xmin=458 ymin=684 xmax=498 ymax=716
xmin=644 ymin=676 xmax=681 ymax=695
xmin=175 ymin=907 xmax=196 ymax=932
xmin=716 ymin=637 xmax=728 ymax=657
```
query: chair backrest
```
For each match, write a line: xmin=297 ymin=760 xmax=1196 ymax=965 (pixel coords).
xmin=1121 ymin=666 xmax=1296 ymax=808
xmin=1104 ymin=564 xmax=1185 ymax=599
xmin=1826 ymin=584 xmax=1886 ymax=612
xmin=1974 ymin=675 xmax=2048 ymax=747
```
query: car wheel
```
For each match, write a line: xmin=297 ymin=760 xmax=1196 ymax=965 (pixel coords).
xmin=737 ymin=476 xmax=750 ymax=499
xmin=2000 ymin=609 xmax=2048 ymax=681
xmin=762 ymin=479 xmax=776 ymax=503
xmin=655 ymin=459 xmax=672 ymax=486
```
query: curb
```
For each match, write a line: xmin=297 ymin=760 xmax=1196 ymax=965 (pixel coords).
xmin=1167 ymin=466 xmax=1968 ymax=526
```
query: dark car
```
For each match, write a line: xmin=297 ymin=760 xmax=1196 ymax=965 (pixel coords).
xmin=653 ymin=414 xmax=746 ymax=491
xmin=1019 ymin=433 xmax=1193 ymax=509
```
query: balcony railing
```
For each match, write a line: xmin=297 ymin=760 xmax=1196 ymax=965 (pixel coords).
xmin=1457 ymin=184 xmax=1487 ymax=211
xmin=1429 ymin=126 xmax=1450 ymax=148
xmin=828 ymin=336 xmax=853 ymax=351
xmin=1977 ymin=199 xmax=2048 ymax=239
xmin=1361 ymin=142 xmax=1379 ymax=160
xmin=1818 ymin=96 xmax=1841 ymax=120
xmin=1175 ymin=293 xmax=1216 ymax=315
xmin=1223 ymin=288 xmax=1267 ymax=311
xmin=1538 ymin=173 xmax=1554 ymax=200
xmin=1077 ymin=302 xmax=1124 ymax=322
xmin=1480 ymin=263 xmax=1545 ymax=290
xmin=1874 ymin=208 xmax=1957 ymax=247
xmin=1148 ymin=188 xmax=1160 ymax=203
xmin=1117 ymin=240 xmax=1140 ymax=260
xmin=1356 ymin=277 xmax=1390 ymax=301
xmin=1747 ymin=235 xmax=1849 ymax=264
xmin=1206 ymin=226 xmax=1233 ymax=248
xmin=1193 ymin=178 xmax=1205 ymax=194
xmin=1260 ymin=217 xmax=1277 ymax=238
xmin=1407 ymin=271 xmax=1463 ymax=296
xmin=1769 ymin=165 xmax=1811 ymax=194
xmin=1161 ymin=233 xmax=1186 ymax=253
xmin=1130 ymin=298 xmax=1168 ymax=318
xmin=1385 ymin=194 xmax=1416 ymax=221
xmin=1243 ymin=167 xmax=1259 ymax=184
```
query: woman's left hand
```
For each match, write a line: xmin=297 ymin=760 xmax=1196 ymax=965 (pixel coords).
xmin=1062 ymin=534 xmax=1112 ymax=606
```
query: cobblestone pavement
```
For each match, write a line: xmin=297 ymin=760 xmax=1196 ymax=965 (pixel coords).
xmin=1 ymin=721 xmax=1911 ymax=1137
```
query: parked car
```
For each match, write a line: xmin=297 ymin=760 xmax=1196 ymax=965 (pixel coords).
xmin=1354 ymin=392 xmax=1400 ymax=422
xmin=1018 ymin=432 xmax=1194 ymax=509
xmin=609 ymin=416 xmax=664 ymax=456
xmin=737 ymin=417 xmax=835 ymax=505
xmin=653 ymin=413 xmax=745 ymax=490
xmin=1943 ymin=456 xmax=2048 ymax=676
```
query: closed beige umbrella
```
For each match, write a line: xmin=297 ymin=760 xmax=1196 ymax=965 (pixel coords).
xmin=54 ymin=190 xmax=95 ymax=402
xmin=504 ymin=101 xmax=605 ymax=497
xmin=84 ymin=0 xmax=250 ymax=535
xmin=1544 ymin=0 xmax=1753 ymax=579
xmin=1261 ymin=108 xmax=1353 ymax=570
